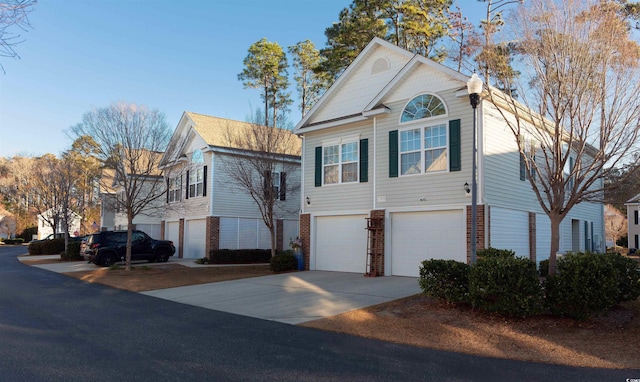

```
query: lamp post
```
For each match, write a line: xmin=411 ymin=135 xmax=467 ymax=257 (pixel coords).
xmin=467 ymin=73 xmax=483 ymax=265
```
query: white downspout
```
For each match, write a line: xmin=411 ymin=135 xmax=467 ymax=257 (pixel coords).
xmin=373 ymin=117 xmax=377 ymax=210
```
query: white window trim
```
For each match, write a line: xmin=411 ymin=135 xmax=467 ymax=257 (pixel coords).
xmin=322 ymin=137 xmax=360 ymax=185
xmin=189 ymin=167 xmax=204 ymax=198
xmin=399 ymin=92 xmax=449 ymax=125
xmin=168 ymin=176 xmax=181 ymax=203
xmin=398 ymin=120 xmax=450 ymax=176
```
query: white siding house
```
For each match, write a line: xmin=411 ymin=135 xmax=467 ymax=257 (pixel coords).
xmin=37 ymin=208 xmax=81 ymax=239
xmin=159 ymin=112 xmax=301 ymax=259
xmin=294 ymin=38 xmax=605 ymax=277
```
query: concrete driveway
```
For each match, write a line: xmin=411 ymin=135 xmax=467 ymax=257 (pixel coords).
xmin=142 ymin=271 xmax=420 ymax=325
xmin=18 ymin=255 xmax=420 ymax=325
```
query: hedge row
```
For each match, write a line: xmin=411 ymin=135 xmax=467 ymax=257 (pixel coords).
xmin=419 ymin=248 xmax=640 ymax=319
xmin=1 ymin=238 xmax=24 ymax=245
xmin=208 ymin=249 xmax=271 ymax=264
xmin=28 ymin=238 xmax=65 ymax=255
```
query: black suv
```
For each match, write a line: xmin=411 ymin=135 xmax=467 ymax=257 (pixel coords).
xmin=82 ymin=230 xmax=175 ymax=267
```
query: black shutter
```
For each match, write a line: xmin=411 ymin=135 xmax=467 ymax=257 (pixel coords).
xmin=359 ymin=139 xmax=368 ymax=182
xmin=315 ymin=147 xmax=322 ymax=187
xmin=449 ymin=119 xmax=461 ymax=172
xmin=280 ymin=172 xmax=286 ymax=201
xmin=185 ymin=170 xmax=190 ymax=199
xmin=166 ymin=178 xmax=170 ymax=203
xmin=203 ymin=166 xmax=207 ymax=197
xmin=635 ymin=210 xmax=638 ymax=225
xmin=389 ymin=130 xmax=398 ymax=178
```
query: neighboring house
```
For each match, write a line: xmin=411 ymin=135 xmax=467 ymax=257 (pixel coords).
xmin=294 ymin=38 xmax=604 ymax=277
xmin=99 ymin=153 xmax=165 ymax=239
xmin=625 ymin=194 xmax=640 ymax=250
xmin=37 ymin=208 xmax=81 ymax=239
xmin=158 ymin=112 xmax=301 ymax=259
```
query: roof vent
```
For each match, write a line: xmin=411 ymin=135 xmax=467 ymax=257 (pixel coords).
xmin=371 ymin=57 xmax=390 ymax=74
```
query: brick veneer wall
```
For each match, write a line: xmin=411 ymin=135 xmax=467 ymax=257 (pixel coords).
xmin=466 ymin=205 xmax=486 ymax=263
xmin=276 ymin=219 xmax=284 ymax=252
xmin=160 ymin=220 xmax=165 ymax=240
xmin=368 ymin=210 xmax=385 ymax=276
xmin=529 ymin=212 xmax=536 ymax=263
xmin=178 ymin=218 xmax=184 ymax=259
xmin=300 ymin=214 xmax=311 ymax=271
xmin=206 ymin=216 xmax=220 ymax=260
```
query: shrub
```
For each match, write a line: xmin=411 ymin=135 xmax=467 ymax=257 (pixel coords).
xmin=469 ymin=256 xmax=544 ymax=317
xmin=544 ymin=252 xmax=620 ymax=320
xmin=418 ymin=259 xmax=469 ymax=303
xmin=270 ymin=252 xmax=297 ymax=272
xmin=19 ymin=226 xmax=37 ymax=242
xmin=477 ymin=247 xmax=516 ymax=261
xmin=2 ymin=238 xmax=25 ymax=245
xmin=209 ymin=249 xmax=271 ymax=264
xmin=60 ymin=241 xmax=82 ymax=261
xmin=538 ymin=259 xmax=549 ymax=277
xmin=28 ymin=238 xmax=65 ymax=255
xmin=604 ymin=253 xmax=640 ymax=303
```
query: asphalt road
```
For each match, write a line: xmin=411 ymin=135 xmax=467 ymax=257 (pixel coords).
xmin=0 ymin=245 xmax=636 ymax=381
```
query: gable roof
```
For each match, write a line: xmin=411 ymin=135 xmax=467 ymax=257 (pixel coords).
xmin=294 ymin=37 xmax=470 ymax=134
xmin=160 ymin=112 xmax=301 ymax=167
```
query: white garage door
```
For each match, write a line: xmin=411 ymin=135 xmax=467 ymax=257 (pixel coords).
xmin=391 ymin=210 xmax=465 ymax=277
xmin=184 ymin=219 xmax=206 ymax=259
xmin=490 ymin=207 xmax=529 ymax=258
xmin=315 ymin=215 xmax=367 ymax=273
xmin=166 ymin=221 xmax=180 ymax=256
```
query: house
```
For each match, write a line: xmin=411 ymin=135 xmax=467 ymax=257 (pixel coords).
xmin=604 ymin=204 xmax=626 ymax=249
xmin=37 ymin=208 xmax=81 ymax=239
xmin=98 ymin=152 xmax=165 ymax=238
xmin=158 ymin=112 xmax=301 ymax=259
xmin=294 ymin=38 xmax=604 ymax=277
xmin=625 ymin=195 xmax=640 ymax=250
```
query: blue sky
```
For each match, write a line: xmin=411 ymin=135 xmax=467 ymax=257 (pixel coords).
xmin=0 ymin=0 xmax=487 ymax=157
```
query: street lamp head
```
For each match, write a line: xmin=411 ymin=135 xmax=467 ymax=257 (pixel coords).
xmin=467 ymin=73 xmax=483 ymax=109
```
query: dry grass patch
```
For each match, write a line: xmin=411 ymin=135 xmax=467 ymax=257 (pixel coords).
xmin=301 ymin=295 xmax=640 ymax=369
xmin=64 ymin=264 xmax=273 ymax=292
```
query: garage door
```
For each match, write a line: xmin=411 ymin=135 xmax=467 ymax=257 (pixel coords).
xmin=490 ymin=207 xmax=529 ymax=258
xmin=184 ymin=219 xmax=206 ymax=259
xmin=166 ymin=221 xmax=180 ymax=257
xmin=391 ymin=210 xmax=465 ymax=277
xmin=315 ymin=215 xmax=367 ymax=273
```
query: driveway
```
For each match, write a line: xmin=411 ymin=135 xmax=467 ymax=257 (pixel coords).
xmin=142 ymin=271 xmax=420 ymax=325
xmin=19 ymin=255 xmax=420 ymax=325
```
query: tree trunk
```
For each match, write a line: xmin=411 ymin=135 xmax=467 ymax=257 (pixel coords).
xmin=270 ymin=225 xmax=276 ymax=258
xmin=126 ymin=211 xmax=133 ymax=271
xmin=548 ymin=213 xmax=562 ymax=276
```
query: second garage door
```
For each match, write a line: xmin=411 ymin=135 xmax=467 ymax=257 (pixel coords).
xmin=391 ymin=210 xmax=465 ymax=277
xmin=184 ymin=219 xmax=206 ymax=259
xmin=315 ymin=215 xmax=367 ymax=273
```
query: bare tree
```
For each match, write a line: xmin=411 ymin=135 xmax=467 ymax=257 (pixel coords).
xmin=70 ymin=103 xmax=171 ymax=271
xmin=0 ymin=0 xmax=36 ymax=73
xmin=484 ymin=0 xmax=640 ymax=274
xmin=604 ymin=204 xmax=627 ymax=249
xmin=219 ymin=119 xmax=301 ymax=257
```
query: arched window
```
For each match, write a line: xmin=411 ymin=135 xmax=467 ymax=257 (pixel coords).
xmin=191 ymin=150 xmax=204 ymax=164
xmin=401 ymin=94 xmax=446 ymax=123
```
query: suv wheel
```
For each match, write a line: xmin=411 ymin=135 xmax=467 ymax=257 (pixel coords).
xmin=99 ymin=253 xmax=115 ymax=267
xmin=155 ymin=249 xmax=169 ymax=263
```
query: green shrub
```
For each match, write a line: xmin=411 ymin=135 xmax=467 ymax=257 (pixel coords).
xmin=469 ymin=256 xmax=544 ymax=317
xmin=270 ymin=252 xmax=297 ymax=272
xmin=477 ymin=247 xmax=516 ymax=261
xmin=195 ymin=257 xmax=209 ymax=264
xmin=544 ymin=252 xmax=620 ymax=320
xmin=538 ymin=259 xmax=550 ymax=277
xmin=209 ymin=249 xmax=271 ymax=264
xmin=60 ymin=241 xmax=82 ymax=261
xmin=2 ymin=238 xmax=24 ymax=245
xmin=28 ymin=238 xmax=65 ymax=255
xmin=419 ymin=259 xmax=469 ymax=303
xmin=19 ymin=226 xmax=37 ymax=242
xmin=604 ymin=253 xmax=640 ymax=303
